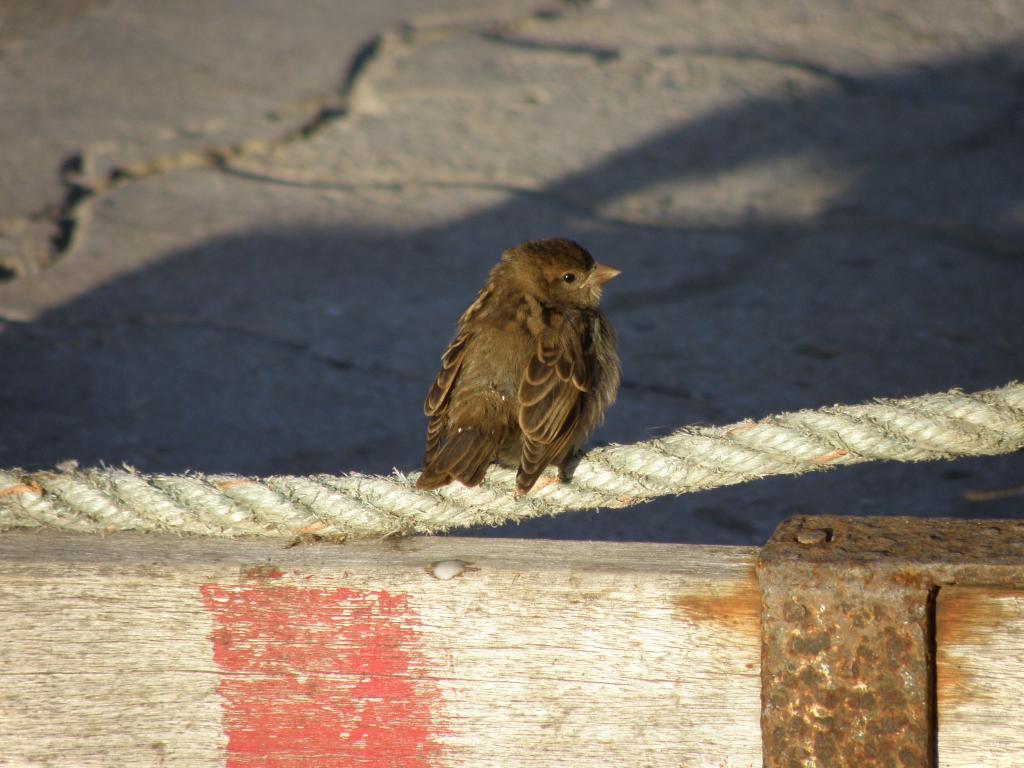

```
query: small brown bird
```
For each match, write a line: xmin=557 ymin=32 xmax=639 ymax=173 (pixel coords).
xmin=416 ymin=238 xmax=620 ymax=493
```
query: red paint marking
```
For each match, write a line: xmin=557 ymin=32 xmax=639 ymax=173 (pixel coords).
xmin=200 ymin=584 xmax=444 ymax=767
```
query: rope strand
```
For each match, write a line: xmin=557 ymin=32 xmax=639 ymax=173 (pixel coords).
xmin=2 ymin=382 xmax=1021 ymax=539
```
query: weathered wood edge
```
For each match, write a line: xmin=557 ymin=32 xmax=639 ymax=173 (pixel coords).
xmin=0 ymin=529 xmax=759 ymax=572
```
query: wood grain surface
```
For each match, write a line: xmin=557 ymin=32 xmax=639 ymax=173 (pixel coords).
xmin=0 ymin=532 xmax=762 ymax=767
xmin=938 ymin=586 xmax=1024 ymax=768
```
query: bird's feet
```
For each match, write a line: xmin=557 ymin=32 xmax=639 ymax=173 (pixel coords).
xmin=531 ymin=475 xmax=563 ymax=492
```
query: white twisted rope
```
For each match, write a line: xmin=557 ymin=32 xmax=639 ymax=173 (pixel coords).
xmin=1 ymin=383 xmax=1021 ymax=539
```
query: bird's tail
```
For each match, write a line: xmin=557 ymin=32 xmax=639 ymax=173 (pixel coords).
xmin=416 ymin=427 xmax=500 ymax=490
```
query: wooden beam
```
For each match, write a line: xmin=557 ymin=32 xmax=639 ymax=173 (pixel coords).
xmin=938 ymin=586 xmax=1024 ymax=768
xmin=0 ymin=531 xmax=762 ymax=767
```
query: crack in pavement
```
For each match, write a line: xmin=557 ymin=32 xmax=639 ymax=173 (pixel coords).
xmin=1 ymin=1 xmax=591 ymax=282
xmin=18 ymin=34 xmax=387 ymax=280
xmin=4 ymin=1 xmax=1020 ymax=284
xmin=479 ymin=29 xmax=621 ymax=62
xmin=655 ymin=45 xmax=866 ymax=94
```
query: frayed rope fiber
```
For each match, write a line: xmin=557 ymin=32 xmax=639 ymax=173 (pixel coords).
xmin=1 ymin=382 xmax=1022 ymax=540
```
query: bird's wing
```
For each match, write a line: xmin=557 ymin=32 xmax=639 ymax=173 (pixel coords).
xmin=423 ymin=330 xmax=470 ymax=462
xmin=517 ymin=315 xmax=591 ymax=486
xmin=424 ymin=330 xmax=469 ymax=417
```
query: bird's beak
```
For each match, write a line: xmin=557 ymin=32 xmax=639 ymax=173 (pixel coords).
xmin=592 ymin=263 xmax=621 ymax=285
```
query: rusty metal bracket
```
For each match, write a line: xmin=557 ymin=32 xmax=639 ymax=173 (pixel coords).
xmin=758 ymin=516 xmax=1024 ymax=768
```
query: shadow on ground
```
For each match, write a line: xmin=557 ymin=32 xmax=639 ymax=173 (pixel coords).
xmin=1 ymin=46 xmax=1022 ymax=543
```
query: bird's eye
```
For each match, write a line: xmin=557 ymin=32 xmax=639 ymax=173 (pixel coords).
xmin=561 ymin=272 xmax=576 ymax=283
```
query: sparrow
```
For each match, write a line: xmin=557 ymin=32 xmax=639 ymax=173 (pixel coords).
xmin=416 ymin=238 xmax=620 ymax=493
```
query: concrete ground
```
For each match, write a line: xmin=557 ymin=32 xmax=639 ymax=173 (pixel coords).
xmin=1 ymin=0 xmax=1021 ymax=545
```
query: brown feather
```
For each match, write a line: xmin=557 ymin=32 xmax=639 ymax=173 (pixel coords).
xmin=417 ymin=426 xmax=499 ymax=490
xmin=518 ymin=323 xmax=590 ymax=444
xmin=424 ymin=331 xmax=469 ymax=417
xmin=416 ymin=238 xmax=619 ymax=493
xmin=517 ymin=401 xmax=582 ymax=491
xmin=423 ymin=415 xmax=446 ymax=465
